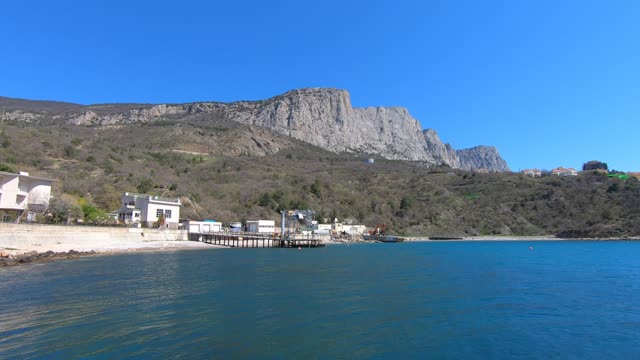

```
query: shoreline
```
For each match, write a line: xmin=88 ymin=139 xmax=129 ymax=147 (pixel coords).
xmin=404 ymin=235 xmax=640 ymax=242
xmin=4 ymin=233 xmax=640 ymax=267
xmin=0 ymin=240 xmax=224 ymax=267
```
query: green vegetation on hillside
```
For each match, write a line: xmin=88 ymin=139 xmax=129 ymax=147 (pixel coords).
xmin=0 ymin=121 xmax=639 ymax=238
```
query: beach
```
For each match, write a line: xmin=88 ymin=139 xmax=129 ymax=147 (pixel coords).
xmin=0 ymin=223 xmax=223 ymax=262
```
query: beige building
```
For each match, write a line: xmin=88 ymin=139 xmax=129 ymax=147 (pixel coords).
xmin=552 ymin=167 xmax=578 ymax=176
xmin=522 ymin=169 xmax=542 ymax=177
xmin=0 ymin=171 xmax=53 ymax=222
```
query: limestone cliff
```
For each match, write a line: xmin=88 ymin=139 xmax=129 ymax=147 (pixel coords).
xmin=456 ymin=146 xmax=510 ymax=172
xmin=223 ymin=89 xmax=436 ymax=162
xmin=421 ymin=129 xmax=510 ymax=172
xmin=421 ymin=129 xmax=460 ymax=168
xmin=0 ymin=89 xmax=510 ymax=171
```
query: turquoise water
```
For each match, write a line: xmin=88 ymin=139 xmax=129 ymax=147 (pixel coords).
xmin=1 ymin=241 xmax=640 ymax=359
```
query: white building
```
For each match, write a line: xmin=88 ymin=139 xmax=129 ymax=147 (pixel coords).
xmin=522 ymin=169 xmax=542 ymax=178
xmin=330 ymin=221 xmax=367 ymax=235
xmin=246 ymin=220 xmax=275 ymax=233
xmin=343 ymin=225 xmax=367 ymax=235
xmin=116 ymin=192 xmax=181 ymax=229
xmin=314 ymin=224 xmax=332 ymax=234
xmin=183 ymin=220 xmax=223 ymax=233
xmin=0 ymin=171 xmax=53 ymax=222
xmin=552 ymin=167 xmax=578 ymax=176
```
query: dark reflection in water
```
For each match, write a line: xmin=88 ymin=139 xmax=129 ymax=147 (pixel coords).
xmin=1 ymin=241 xmax=640 ymax=359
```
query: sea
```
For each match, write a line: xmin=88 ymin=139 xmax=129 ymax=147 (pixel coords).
xmin=1 ymin=241 xmax=639 ymax=359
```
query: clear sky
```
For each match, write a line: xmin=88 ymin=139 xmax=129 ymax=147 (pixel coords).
xmin=1 ymin=0 xmax=639 ymax=171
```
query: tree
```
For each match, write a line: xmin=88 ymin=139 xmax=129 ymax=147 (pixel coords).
xmin=0 ymin=163 xmax=16 ymax=173
xmin=583 ymin=160 xmax=608 ymax=171
xmin=137 ymin=178 xmax=154 ymax=194
xmin=78 ymin=198 xmax=110 ymax=224
xmin=310 ymin=178 xmax=322 ymax=198
xmin=63 ymin=145 xmax=77 ymax=158
xmin=156 ymin=213 xmax=166 ymax=228
xmin=258 ymin=192 xmax=272 ymax=207
xmin=47 ymin=196 xmax=82 ymax=223
xmin=400 ymin=196 xmax=415 ymax=210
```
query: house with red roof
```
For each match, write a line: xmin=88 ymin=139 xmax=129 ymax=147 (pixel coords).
xmin=551 ymin=167 xmax=578 ymax=176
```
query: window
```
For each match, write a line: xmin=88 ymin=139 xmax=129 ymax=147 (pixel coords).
xmin=164 ymin=210 xmax=172 ymax=219
xmin=156 ymin=209 xmax=164 ymax=218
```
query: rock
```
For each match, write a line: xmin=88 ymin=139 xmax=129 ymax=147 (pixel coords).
xmin=2 ymin=88 xmax=511 ymax=171
xmin=0 ymin=251 xmax=10 ymax=258
xmin=17 ymin=255 xmax=35 ymax=264
xmin=422 ymin=129 xmax=461 ymax=168
xmin=456 ymin=146 xmax=511 ymax=172
xmin=0 ymin=257 xmax=17 ymax=266
xmin=0 ymin=249 xmax=98 ymax=267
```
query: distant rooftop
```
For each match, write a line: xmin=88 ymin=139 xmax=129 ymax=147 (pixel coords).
xmin=124 ymin=192 xmax=181 ymax=204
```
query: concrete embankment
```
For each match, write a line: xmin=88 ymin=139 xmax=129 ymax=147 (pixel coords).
xmin=0 ymin=223 xmax=192 ymax=255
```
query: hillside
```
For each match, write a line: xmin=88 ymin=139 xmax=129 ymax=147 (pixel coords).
xmin=0 ymin=89 xmax=510 ymax=171
xmin=0 ymin=120 xmax=638 ymax=238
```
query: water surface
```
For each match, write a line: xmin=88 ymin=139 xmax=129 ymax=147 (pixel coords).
xmin=1 ymin=241 xmax=639 ymax=359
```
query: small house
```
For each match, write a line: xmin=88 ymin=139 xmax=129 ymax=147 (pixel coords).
xmin=343 ymin=225 xmax=367 ymax=235
xmin=551 ymin=167 xmax=578 ymax=176
xmin=183 ymin=220 xmax=223 ymax=233
xmin=522 ymin=169 xmax=542 ymax=178
xmin=116 ymin=192 xmax=181 ymax=229
xmin=246 ymin=220 xmax=275 ymax=233
xmin=314 ymin=224 xmax=332 ymax=234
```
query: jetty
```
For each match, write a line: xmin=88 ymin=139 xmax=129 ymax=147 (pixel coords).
xmin=189 ymin=232 xmax=325 ymax=248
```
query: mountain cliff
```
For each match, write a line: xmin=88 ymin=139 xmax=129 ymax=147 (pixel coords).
xmin=0 ymin=89 xmax=510 ymax=171
xmin=422 ymin=129 xmax=510 ymax=172
xmin=456 ymin=146 xmax=511 ymax=172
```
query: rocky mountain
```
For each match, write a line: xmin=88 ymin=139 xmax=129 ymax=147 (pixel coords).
xmin=0 ymin=89 xmax=510 ymax=171
xmin=456 ymin=146 xmax=511 ymax=172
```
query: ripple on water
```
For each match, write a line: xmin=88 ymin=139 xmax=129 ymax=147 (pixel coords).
xmin=1 ymin=242 xmax=640 ymax=358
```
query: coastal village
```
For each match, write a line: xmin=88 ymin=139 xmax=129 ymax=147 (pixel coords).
xmin=1 ymin=159 xmax=638 ymax=244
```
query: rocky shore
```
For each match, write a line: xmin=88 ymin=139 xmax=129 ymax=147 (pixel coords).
xmin=0 ymin=250 xmax=97 ymax=267
xmin=325 ymin=234 xmax=378 ymax=244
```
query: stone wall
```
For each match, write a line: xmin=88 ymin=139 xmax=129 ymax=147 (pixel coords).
xmin=0 ymin=223 xmax=187 ymax=252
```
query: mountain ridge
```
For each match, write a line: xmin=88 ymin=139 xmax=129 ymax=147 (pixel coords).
xmin=0 ymin=88 xmax=510 ymax=171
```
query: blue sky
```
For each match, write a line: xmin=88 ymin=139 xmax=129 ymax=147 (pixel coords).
xmin=1 ymin=0 xmax=639 ymax=171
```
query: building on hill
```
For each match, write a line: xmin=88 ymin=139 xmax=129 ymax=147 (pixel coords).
xmin=183 ymin=220 xmax=222 ymax=233
xmin=246 ymin=220 xmax=275 ymax=233
xmin=313 ymin=223 xmax=332 ymax=234
xmin=522 ymin=169 xmax=542 ymax=177
xmin=342 ymin=224 xmax=367 ymax=235
xmin=0 ymin=171 xmax=53 ymax=222
xmin=116 ymin=192 xmax=181 ymax=229
xmin=551 ymin=167 xmax=578 ymax=176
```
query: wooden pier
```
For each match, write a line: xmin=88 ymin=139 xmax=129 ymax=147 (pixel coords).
xmin=189 ymin=232 xmax=325 ymax=248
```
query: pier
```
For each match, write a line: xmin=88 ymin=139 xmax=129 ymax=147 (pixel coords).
xmin=188 ymin=232 xmax=325 ymax=248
